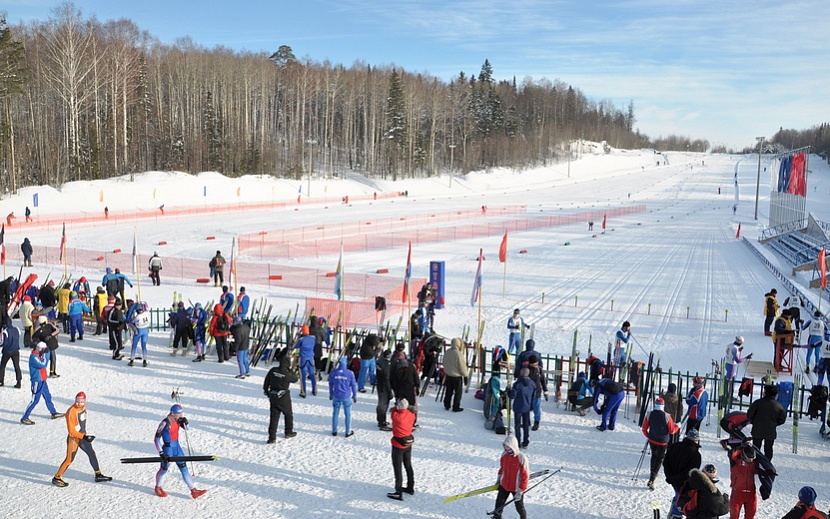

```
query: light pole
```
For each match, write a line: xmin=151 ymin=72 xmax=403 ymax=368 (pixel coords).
xmin=448 ymin=144 xmax=456 ymax=188
xmin=754 ymin=136 xmax=764 ymax=220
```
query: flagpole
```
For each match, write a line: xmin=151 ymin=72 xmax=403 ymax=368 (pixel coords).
xmin=502 ymin=262 xmax=507 ymax=299
xmin=135 ymin=237 xmax=141 ymax=303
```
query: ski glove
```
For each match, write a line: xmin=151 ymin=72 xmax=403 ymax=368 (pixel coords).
xmin=463 ymin=376 xmax=468 ymax=386
xmin=178 ymin=417 xmax=189 ymax=427
xmin=83 ymin=435 xmax=95 ymax=443
xmin=745 ymin=354 xmax=753 ymax=360
xmin=159 ymin=452 xmax=169 ymax=462
xmin=543 ymin=392 xmax=549 ymax=401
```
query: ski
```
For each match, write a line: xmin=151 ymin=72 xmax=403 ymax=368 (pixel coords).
xmin=468 ymin=319 xmax=486 ymax=392
xmin=652 ymin=500 xmax=661 ymax=519
xmin=443 ymin=469 xmax=553 ymax=504
xmin=120 ymin=455 xmax=219 ymax=464
xmin=485 ymin=468 xmax=561 ymax=515
xmin=793 ymin=372 xmax=801 ymax=454
xmin=6 ymin=273 xmax=38 ymax=318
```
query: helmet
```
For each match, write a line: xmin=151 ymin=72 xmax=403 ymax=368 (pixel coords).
xmin=735 ymin=336 xmax=744 ymax=345
xmin=195 ymin=302 xmax=202 ymax=309
xmin=702 ymin=464 xmax=718 ymax=479
xmin=170 ymin=404 xmax=183 ymax=415
xmin=799 ymin=486 xmax=817 ymax=506
xmin=75 ymin=392 xmax=86 ymax=404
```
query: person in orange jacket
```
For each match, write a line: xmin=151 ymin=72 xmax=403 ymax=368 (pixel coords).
xmin=492 ymin=434 xmax=529 ymax=519
xmin=52 ymin=392 xmax=111 ymax=487
xmin=209 ymin=303 xmax=232 ymax=363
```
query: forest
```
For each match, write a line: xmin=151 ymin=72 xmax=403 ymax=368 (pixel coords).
xmin=8 ymin=4 xmax=810 ymax=193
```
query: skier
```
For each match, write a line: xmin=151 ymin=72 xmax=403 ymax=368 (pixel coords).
xmin=20 ymin=342 xmax=64 ymax=424
xmin=20 ymin=237 xmax=33 ymax=266
xmin=128 ymin=304 xmax=151 ymax=367
xmin=509 ymin=368 xmax=536 ymax=448
xmin=230 ymin=318 xmax=251 ymax=378
xmin=107 ymin=299 xmax=126 ymax=360
xmin=818 ymin=327 xmax=830 ymax=386
xmin=113 ymin=268 xmax=133 ymax=307
xmin=803 ymin=311 xmax=826 ymax=373
xmin=763 ymin=289 xmax=778 ymax=336
xmin=153 ymin=404 xmax=207 ymax=499
xmin=781 ymin=487 xmax=829 ymax=519
xmin=585 ymin=354 xmax=604 ymax=381
xmin=615 ymin=320 xmax=632 ymax=367
xmin=67 ymin=291 xmax=91 ymax=342
xmin=725 ymin=336 xmax=751 ymax=381
xmin=728 ymin=443 xmax=759 ymax=519
xmin=0 ymin=317 xmax=22 ymax=388
xmin=329 ymin=356 xmax=357 ymax=437
xmin=592 ymin=377 xmax=625 ymax=431
xmin=685 ymin=376 xmax=709 ymax=432
xmin=642 ymin=397 xmax=680 ymax=490
xmin=357 ymin=333 xmax=380 ymax=393
xmin=783 ymin=292 xmax=804 ymax=333
xmin=52 ymin=392 xmax=112 ymax=487
xmin=746 ymin=384 xmax=786 ymax=461
xmin=72 ymin=277 xmax=90 ymax=302
xmin=663 ymin=429 xmax=701 ymax=519
xmin=236 ymin=287 xmax=250 ymax=321
xmin=567 ymin=371 xmax=593 ymax=416
xmin=292 ymin=325 xmax=317 ymax=397
xmin=209 ymin=251 xmax=226 ymax=286
xmin=375 ymin=349 xmax=394 ymax=430
xmin=387 ymin=398 xmax=416 ymax=501
xmin=506 ymin=308 xmax=529 ymax=356
xmin=442 ymin=337 xmax=468 ymax=412
xmin=719 ymin=410 xmax=750 ymax=451
xmin=189 ymin=302 xmax=207 ymax=362
xmin=263 ymin=348 xmax=298 ymax=442
xmin=209 ymin=303 xmax=232 ymax=363
xmin=219 ymin=285 xmax=233 ymax=315
xmin=148 ymin=252 xmax=163 ymax=286
xmin=31 ymin=314 xmax=60 ymax=378
xmin=491 ymin=434 xmax=529 ymax=519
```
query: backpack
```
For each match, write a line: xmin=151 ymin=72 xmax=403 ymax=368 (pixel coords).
xmin=215 ymin=314 xmax=229 ymax=333
xmin=807 ymin=385 xmax=828 ymax=420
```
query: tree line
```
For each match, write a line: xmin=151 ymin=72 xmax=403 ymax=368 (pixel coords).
xmin=2 ymin=4 xmax=711 ymax=192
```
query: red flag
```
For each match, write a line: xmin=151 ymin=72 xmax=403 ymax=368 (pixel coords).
xmin=59 ymin=222 xmax=67 ymax=262
xmin=735 ymin=223 xmax=741 ymax=239
xmin=402 ymin=241 xmax=412 ymax=304
xmin=820 ymin=248 xmax=827 ymax=289
xmin=0 ymin=223 xmax=5 ymax=265
xmin=601 ymin=215 xmax=607 ymax=230
xmin=498 ymin=231 xmax=508 ymax=263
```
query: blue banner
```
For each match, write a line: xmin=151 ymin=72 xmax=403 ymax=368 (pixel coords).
xmin=430 ymin=261 xmax=446 ymax=309
xmin=33 ymin=193 xmax=38 ymax=208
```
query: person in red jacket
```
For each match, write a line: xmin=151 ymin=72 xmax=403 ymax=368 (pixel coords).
xmin=493 ymin=434 xmax=529 ymax=519
xmin=782 ymin=486 xmax=829 ymax=519
xmin=642 ymin=397 xmax=680 ymax=490
xmin=209 ymin=304 xmax=232 ymax=363
xmin=386 ymin=398 xmax=416 ymax=501
xmin=729 ymin=444 xmax=759 ymax=519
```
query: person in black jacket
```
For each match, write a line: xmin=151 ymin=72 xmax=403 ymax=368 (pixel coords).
xmin=678 ymin=465 xmax=729 ymax=519
xmin=169 ymin=302 xmax=192 ymax=356
xmin=107 ymin=299 xmax=126 ymax=360
xmin=39 ymin=280 xmax=57 ymax=320
xmin=263 ymin=348 xmax=299 ymax=442
xmin=31 ymin=315 xmax=60 ymax=377
xmin=230 ymin=318 xmax=251 ymax=378
xmin=376 ymin=349 xmax=393 ymax=430
xmin=21 ymin=238 xmax=33 ymax=267
xmin=663 ymin=428 xmax=702 ymax=518
xmin=390 ymin=353 xmax=419 ymax=406
xmin=746 ymin=384 xmax=787 ymax=461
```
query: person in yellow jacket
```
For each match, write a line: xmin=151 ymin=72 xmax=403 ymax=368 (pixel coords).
xmin=19 ymin=296 xmax=35 ymax=348
xmin=763 ymin=288 xmax=779 ymax=337
xmin=56 ymin=282 xmax=71 ymax=334
xmin=52 ymin=392 xmax=112 ymax=487
xmin=93 ymin=287 xmax=108 ymax=336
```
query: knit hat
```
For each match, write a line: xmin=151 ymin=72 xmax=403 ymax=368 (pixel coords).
xmin=397 ymin=398 xmax=409 ymax=410
xmin=764 ymin=384 xmax=779 ymax=396
xmin=37 ymin=315 xmax=47 ymax=324
xmin=693 ymin=376 xmax=705 ymax=387
xmin=35 ymin=341 xmax=48 ymax=351
xmin=301 ymin=325 xmax=310 ymax=335
xmin=799 ymin=486 xmax=817 ymax=506
xmin=667 ymin=383 xmax=677 ymax=393
xmin=519 ymin=368 xmax=530 ymax=378
xmin=702 ymin=464 xmax=718 ymax=479
xmin=654 ymin=397 xmax=665 ymax=410
xmin=75 ymin=392 xmax=86 ymax=404
xmin=685 ymin=429 xmax=700 ymax=442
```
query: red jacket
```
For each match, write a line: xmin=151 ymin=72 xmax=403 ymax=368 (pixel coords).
xmin=390 ymin=407 xmax=416 ymax=449
xmin=729 ymin=449 xmax=757 ymax=493
xmin=498 ymin=437 xmax=529 ymax=493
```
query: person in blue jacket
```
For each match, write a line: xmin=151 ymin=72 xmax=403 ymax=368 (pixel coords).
xmin=329 ymin=356 xmax=357 ymax=437
xmin=508 ymin=367 xmax=536 ymax=448
xmin=592 ymin=377 xmax=625 ymax=431
xmin=153 ymin=404 xmax=206 ymax=499
xmin=293 ymin=325 xmax=317 ymax=397
xmin=67 ymin=291 xmax=92 ymax=342
xmin=685 ymin=376 xmax=709 ymax=432
xmin=614 ymin=321 xmax=631 ymax=366
xmin=21 ymin=342 xmax=64 ymax=424
xmin=236 ymin=287 xmax=250 ymax=322
xmin=102 ymin=268 xmax=133 ymax=302
xmin=513 ymin=339 xmax=537 ymax=377
xmin=189 ymin=303 xmax=207 ymax=362
xmin=220 ymin=286 xmax=234 ymax=315
xmin=72 ymin=277 xmax=91 ymax=301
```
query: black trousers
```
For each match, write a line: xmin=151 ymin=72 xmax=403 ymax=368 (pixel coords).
xmin=0 ymin=351 xmax=21 ymax=383
xmin=268 ymin=394 xmax=294 ymax=439
xmin=109 ymin=326 xmax=123 ymax=355
xmin=391 ymin=446 xmax=413 ymax=492
xmin=494 ymin=486 xmax=526 ymax=519
xmin=443 ymin=375 xmax=463 ymax=411
xmin=172 ymin=328 xmax=190 ymax=351
xmin=376 ymin=390 xmax=390 ymax=425
xmin=648 ymin=443 xmax=667 ymax=482
xmin=215 ymin=336 xmax=229 ymax=361
xmin=753 ymin=436 xmax=775 ymax=461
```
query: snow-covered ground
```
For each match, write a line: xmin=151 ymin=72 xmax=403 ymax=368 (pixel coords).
xmin=1 ymin=149 xmax=829 ymax=518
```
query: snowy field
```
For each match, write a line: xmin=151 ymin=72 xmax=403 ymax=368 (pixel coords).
xmin=1 ymin=148 xmax=829 ymax=518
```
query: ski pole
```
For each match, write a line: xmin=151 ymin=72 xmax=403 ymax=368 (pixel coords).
xmin=171 ymin=388 xmax=197 ymax=476
xmin=486 ymin=468 xmax=561 ymax=517
xmin=629 ymin=334 xmax=650 ymax=357
xmin=632 ymin=438 xmax=648 ymax=481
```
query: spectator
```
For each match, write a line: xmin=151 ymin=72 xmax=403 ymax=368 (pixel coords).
xmin=386 ymin=398 xmax=416 ymax=501
xmin=442 ymin=337 xmax=469 ymax=412
xmin=329 ymin=356 xmax=357 ymax=437
xmin=642 ymin=397 xmax=680 ymax=490
xmin=20 ymin=238 xmax=33 ymax=267
xmin=746 ymin=384 xmax=786 ymax=461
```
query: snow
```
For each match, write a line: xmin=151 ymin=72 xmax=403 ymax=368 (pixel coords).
xmin=1 ymin=149 xmax=829 ymax=518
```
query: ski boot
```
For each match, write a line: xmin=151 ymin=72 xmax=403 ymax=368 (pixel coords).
xmin=143 ymin=359 xmax=148 ymax=367
xmin=128 ymin=359 xmax=134 ymax=366
xmin=154 ymin=486 xmax=168 ymax=497
xmin=52 ymin=477 xmax=68 ymax=487
xmin=51 ymin=413 xmax=65 ymax=419
xmin=190 ymin=488 xmax=207 ymax=499
xmin=94 ymin=472 xmax=112 ymax=482
xmin=647 ymin=479 xmax=654 ymax=490
xmin=386 ymin=491 xmax=403 ymax=501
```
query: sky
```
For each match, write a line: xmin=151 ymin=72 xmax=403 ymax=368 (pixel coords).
xmin=1 ymin=148 xmax=830 ymax=517
xmin=4 ymin=1 xmax=828 ymax=151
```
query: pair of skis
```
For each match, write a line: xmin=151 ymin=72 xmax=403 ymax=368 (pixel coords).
xmin=443 ymin=468 xmax=559 ymax=506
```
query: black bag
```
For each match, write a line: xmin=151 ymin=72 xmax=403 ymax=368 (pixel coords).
xmin=394 ymin=435 xmax=415 ymax=446
xmin=738 ymin=377 xmax=753 ymax=398
xmin=374 ymin=296 xmax=387 ymax=311
xmin=807 ymin=385 xmax=828 ymax=420
xmin=215 ymin=315 xmax=229 ymax=333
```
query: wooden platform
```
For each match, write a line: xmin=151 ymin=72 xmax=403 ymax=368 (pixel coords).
xmin=746 ymin=361 xmax=778 ymax=380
